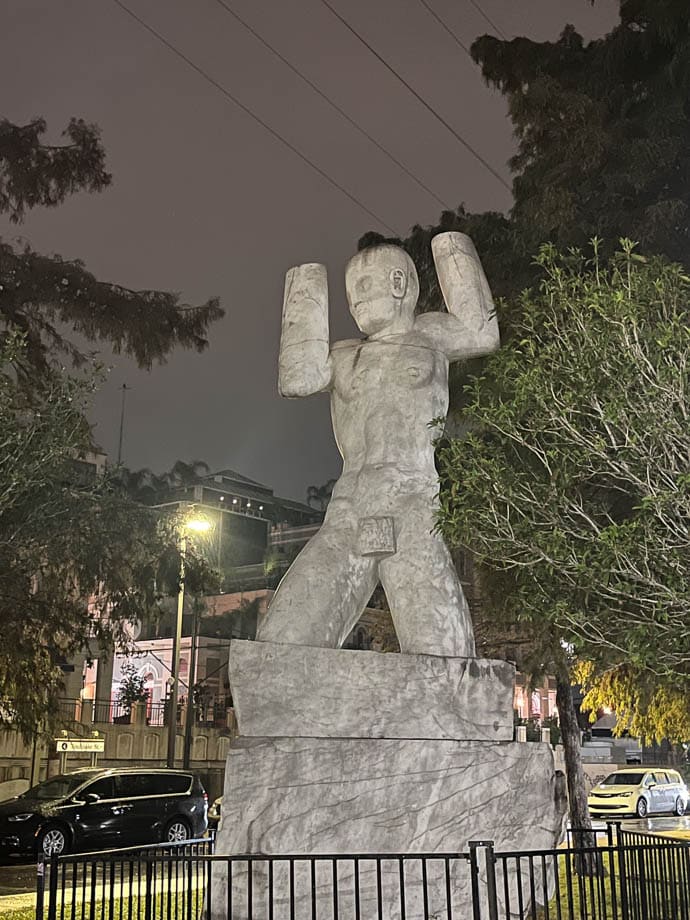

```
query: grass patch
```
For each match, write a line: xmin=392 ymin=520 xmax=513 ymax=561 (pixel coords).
xmin=532 ymin=841 xmax=689 ymax=920
xmin=0 ymin=888 xmax=206 ymax=920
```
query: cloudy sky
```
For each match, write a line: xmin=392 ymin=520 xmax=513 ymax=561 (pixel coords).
xmin=2 ymin=0 xmax=618 ymax=501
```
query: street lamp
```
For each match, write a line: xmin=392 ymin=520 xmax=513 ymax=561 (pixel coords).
xmin=166 ymin=513 xmax=211 ymax=769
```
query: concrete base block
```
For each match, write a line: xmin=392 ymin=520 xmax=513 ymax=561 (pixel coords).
xmin=211 ymin=736 xmax=566 ymax=918
xmin=229 ymin=640 xmax=515 ymax=742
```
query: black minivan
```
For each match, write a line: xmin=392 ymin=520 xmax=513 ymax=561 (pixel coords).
xmin=0 ymin=768 xmax=208 ymax=857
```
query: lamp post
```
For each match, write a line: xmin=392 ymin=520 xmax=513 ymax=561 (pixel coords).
xmin=166 ymin=516 xmax=211 ymax=769
xmin=182 ymin=600 xmax=200 ymax=769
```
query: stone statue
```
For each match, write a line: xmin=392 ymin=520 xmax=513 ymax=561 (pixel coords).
xmin=213 ymin=237 xmax=566 ymax=920
xmin=257 ymin=232 xmax=499 ymax=657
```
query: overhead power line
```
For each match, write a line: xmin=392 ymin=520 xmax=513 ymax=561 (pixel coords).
xmin=466 ymin=0 xmax=507 ymax=40
xmin=417 ymin=0 xmax=471 ymax=56
xmin=212 ymin=0 xmax=452 ymax=211
xmin=318 ymin=0 xmax=511 ymax=193
xmin=110 ymin=0 xmax=399 ymax=235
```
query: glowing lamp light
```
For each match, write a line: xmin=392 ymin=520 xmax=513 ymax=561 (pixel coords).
xmin=186 ymin=518 xmax=211 ymax=533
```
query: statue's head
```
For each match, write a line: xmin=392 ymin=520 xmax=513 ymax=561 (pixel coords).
xmin=345 ymin=245 xmax=419 ymax=336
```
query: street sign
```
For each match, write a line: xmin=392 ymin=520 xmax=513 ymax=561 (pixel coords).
xmin=54 ymin=738 xmax=105 ymax=753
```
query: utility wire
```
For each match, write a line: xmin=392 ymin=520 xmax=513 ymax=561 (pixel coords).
xmin=417 ymin=0 xmax=471 ymax=56
xmin=318 ymin=0 xmax=510 ymax=192
xmin=212 ymin=0 xmax=452 ymax=211
xmin=466 ymin=0 xmax=507 ymax=40
xmin=110 ymin=0 xmax=399 ymax=235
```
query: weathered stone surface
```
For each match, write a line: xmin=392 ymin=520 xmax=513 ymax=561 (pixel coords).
xmin=258 ymin=234 xmax=500 ymax=658
xmin=217 ymin=737 xmax=563 ymax=854
xmin=229 ymin=640 xmax=515 ymax=742
xmin=210 ymin=737 xmax=566 ymax=919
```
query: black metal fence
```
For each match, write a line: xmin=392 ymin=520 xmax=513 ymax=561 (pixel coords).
xmin=37 ymin=838 xmax=214 ymax=920
xmin=617 ymin=826 xmax=690 ymax=920
xmin=36 ymin=824 xmax=690 ymax=920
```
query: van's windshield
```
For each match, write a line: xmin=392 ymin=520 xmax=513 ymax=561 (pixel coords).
xmin=601 ymin=773 xmax=644 ymax=786
xmin=20 ymin=774 xmax=88 ymax=801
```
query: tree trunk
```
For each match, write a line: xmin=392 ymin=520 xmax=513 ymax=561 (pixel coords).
xmin=555 ymin=666 xmax=597 ymax=853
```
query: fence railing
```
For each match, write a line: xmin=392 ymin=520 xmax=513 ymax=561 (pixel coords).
xmin=37 ymin=838 xmax=213 ymax=920
xmin=617 ymin=825 xmax=690 ymax=920
xmin=36 ymin=823 xmax=690 ymax=920
xmin=56 ymin=697 xmax=170 ymax=727
xmin=56 ymin=697 xmax=228 ymax=729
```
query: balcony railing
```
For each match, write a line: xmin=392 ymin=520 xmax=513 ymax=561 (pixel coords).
xmin=57 ymin=698 xmax=168 ymax=727
xmin=56 ymin=698 xmax=231 ymax=730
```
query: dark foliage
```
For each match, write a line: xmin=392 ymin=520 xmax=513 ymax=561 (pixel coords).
xmin=0 ymin=118 xmax=223 ymax=376
xmin=0 ymin=118 xmax=110 ymax=222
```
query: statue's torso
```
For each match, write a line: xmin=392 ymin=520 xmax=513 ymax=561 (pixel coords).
xmin=329 ymin=335 xmax=448 ymax=484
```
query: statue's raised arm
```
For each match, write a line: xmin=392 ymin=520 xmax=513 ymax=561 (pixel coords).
xmin=278 ymin=263 xmax=333 ymax=397
xmin=416 ymin=231 xmax=500 ymax=361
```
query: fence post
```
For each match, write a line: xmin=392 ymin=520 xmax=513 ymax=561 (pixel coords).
xmin=144 ymin=860 xmax=154 ymax=920
xmin=469 ymin=840 xmax=498 ymax=920
xmin=603 ymin=822 xmax=620 ymax=919
xmin=636 ymin=839 xmax=649 ymax=920
xmin=46 ymin=856 xmax=58 ymax=920
xmin=35 ymin=858 xmax=45 ymax=920
xmin=483 ymin=842 xmax=499 ymax=920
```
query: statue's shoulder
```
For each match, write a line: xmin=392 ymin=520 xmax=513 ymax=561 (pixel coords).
xmin=412 ymin=314 xmax=455 ymax=355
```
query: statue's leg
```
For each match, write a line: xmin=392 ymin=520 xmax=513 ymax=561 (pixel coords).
xmin=378 ymin=499 xmax=475 ymax=658
xmin=256 ymin=520 xmax=379 ymax=648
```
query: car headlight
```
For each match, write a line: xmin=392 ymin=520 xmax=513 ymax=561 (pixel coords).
xmin=8 ymin=813 xmax=35 ymax=822
xmin=620 ymin=792 xmax=633 ymax=797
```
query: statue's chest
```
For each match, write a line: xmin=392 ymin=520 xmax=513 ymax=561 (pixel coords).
xmin=334 ymin=343 xmax=437 ymax=400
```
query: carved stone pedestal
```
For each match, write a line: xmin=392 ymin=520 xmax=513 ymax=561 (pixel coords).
xmin=211 ymin=642 xmax=566 ymax=919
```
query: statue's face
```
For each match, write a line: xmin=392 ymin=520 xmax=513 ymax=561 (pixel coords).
xmin=346 ymin=248 xmax=418 ymax=336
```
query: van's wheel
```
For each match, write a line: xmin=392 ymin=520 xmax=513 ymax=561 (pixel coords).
xmin=675 ymin=797 xmax=686 ymax=816
xmin=38 ymin=825 xmax=69 ymax=857
xmin=636 ymin=797 xmax=649 ymax=818
xmin=164 ymin=818 xmax=191 ymax=843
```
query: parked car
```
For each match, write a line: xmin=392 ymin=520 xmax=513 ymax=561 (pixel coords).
xmin=208 ymin=796 xmax=222 ymax=831
xmin=588 ymin=767 xmax=689 ymax=819
xmin=0 ymin=767 xmax=208 ymax=857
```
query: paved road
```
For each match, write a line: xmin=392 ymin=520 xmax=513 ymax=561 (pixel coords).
xmin=0 ymin=857 xmax=36 ymax=897
xmin=620 ymin=815 xmax=690 ymax=837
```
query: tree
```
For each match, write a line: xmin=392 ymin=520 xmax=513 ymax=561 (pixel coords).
xmin=199 ymin=598 xmax=262 ymax=641
xmin=0 ymin=118 xmax=223 ymax=377
xmin=437 ymin=242 xmax=689 ymax=679
xmin=472 ymin=1 xmax=690 ymax=266
xmin=434 ymin=242 xmax=689 ymax=828
xmin=114 ymin=459 xmax=211 ymax=505
xmin=116 ymin=661 xmax=149 ymax=716
xmin=575 ymin=660 xmax=690 ymax=746
xmin=0 ymin=118 xmax=110 ymax=222
xmin=306 ymin=478 xmax=337 ymax=512
xmin=360 ymin=2 xmax=690 ymax=335
xmin=457 ymin=555 xmax=594 ymax=838
xmin=0 ymin=336 xmax=216 ymax=739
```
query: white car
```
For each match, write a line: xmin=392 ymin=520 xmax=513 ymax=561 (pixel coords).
xmin=588 ymin=767 xmax=689 ymax=819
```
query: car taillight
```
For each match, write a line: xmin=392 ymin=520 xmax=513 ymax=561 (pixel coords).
xmin=203 ymin=793 xmax=208 ymax=802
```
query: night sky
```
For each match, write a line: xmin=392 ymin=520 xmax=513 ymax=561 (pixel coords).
xmin=2 ymin=0 xmax=618 ymax=501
